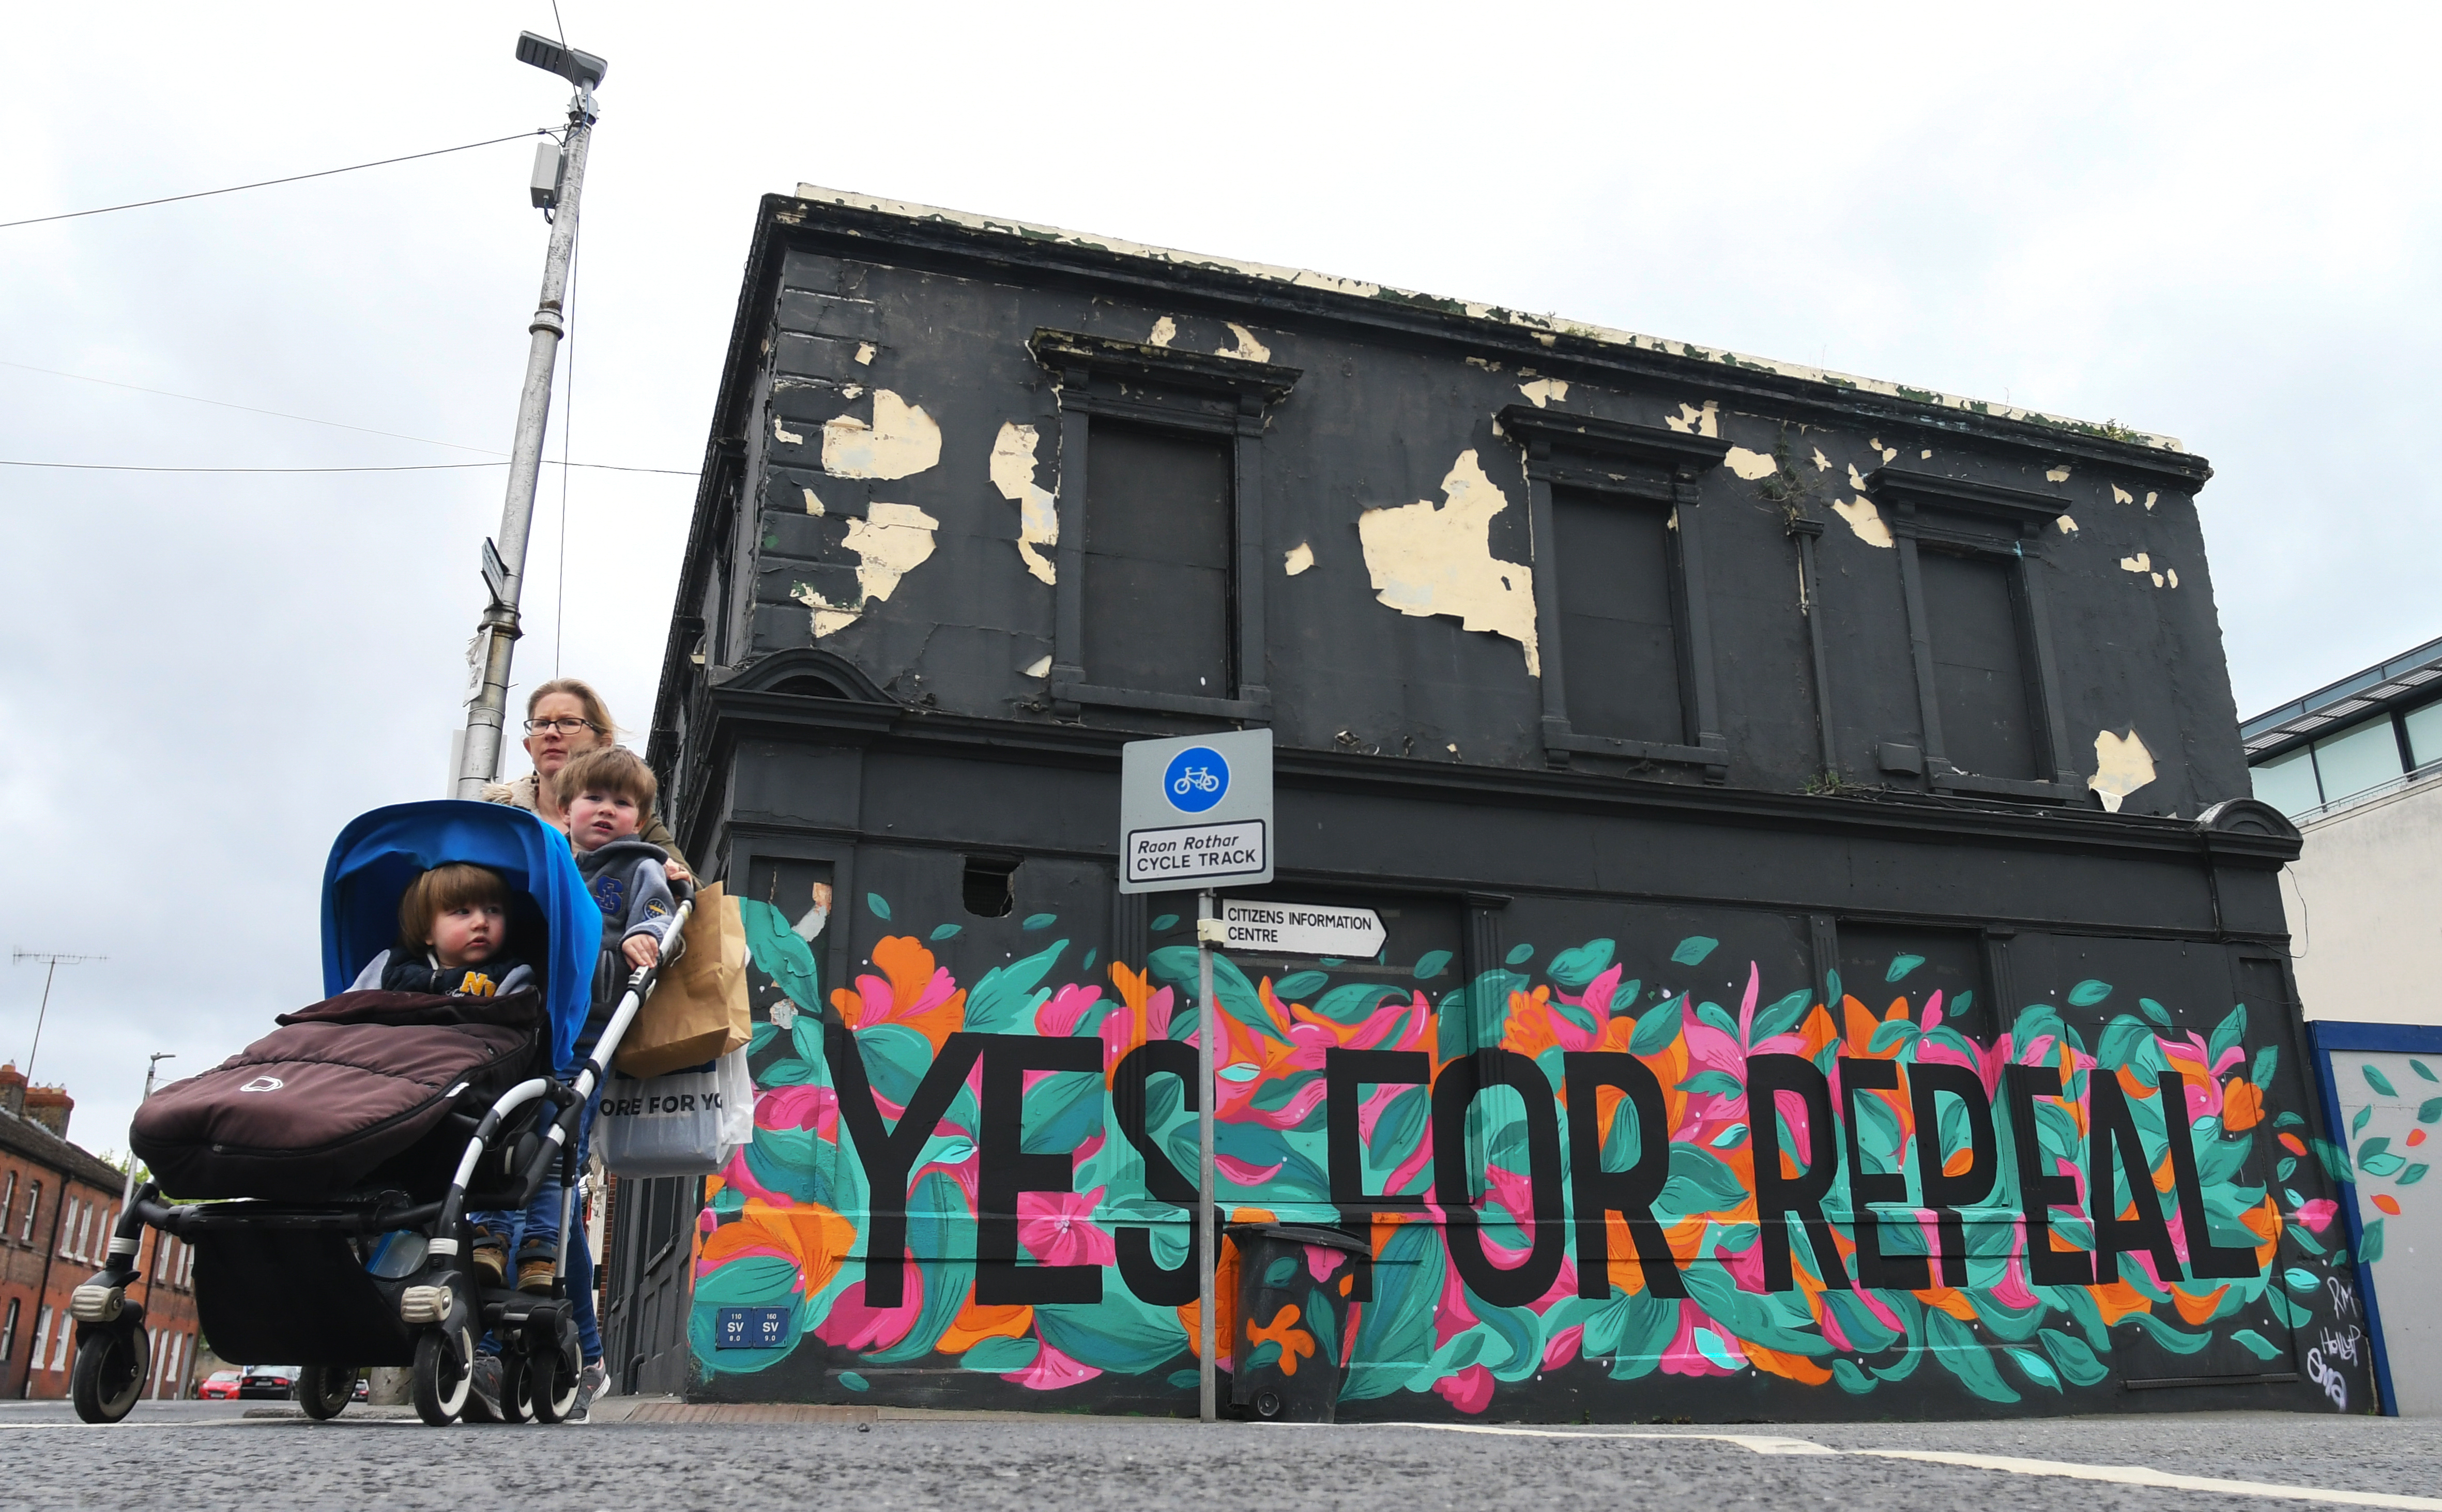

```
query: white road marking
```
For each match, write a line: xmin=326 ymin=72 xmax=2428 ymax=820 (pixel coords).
xmin=1375 ymin=1422 xmax=2442 ymax=1508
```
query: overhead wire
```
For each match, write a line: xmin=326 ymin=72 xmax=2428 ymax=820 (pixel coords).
xmin=0 ymin=459 xmax=695 ymax=475
xmin=0 ymin=132 xmax=554 ymax=230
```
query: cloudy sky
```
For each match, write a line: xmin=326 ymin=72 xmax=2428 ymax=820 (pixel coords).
xmin=4 ymin=3 xmax=2435 ymax=1149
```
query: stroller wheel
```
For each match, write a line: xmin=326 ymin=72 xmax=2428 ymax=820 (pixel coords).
xmin=297 ymin=1365 xmax=356 ymax=1421
xmin=70 ymin=1323 xmax=150 ymax=1425
xmin=528 ymin=1334 xmax=581 ymax=1424
xmin=413 ymin=1327 xmax=474 ymax=1427
xmin=497 ymin=1352 xmax=533 ymax=1425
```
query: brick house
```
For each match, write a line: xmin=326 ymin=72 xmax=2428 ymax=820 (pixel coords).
xmin=0 ymin=1066 xmax=203 ymax=1400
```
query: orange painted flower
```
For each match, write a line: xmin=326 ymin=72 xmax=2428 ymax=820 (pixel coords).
xmin=2221 ymin=1079 xmax=2264 ymax=1132
xmin=1246 ymin=1304 xmax=1317 ymax=1377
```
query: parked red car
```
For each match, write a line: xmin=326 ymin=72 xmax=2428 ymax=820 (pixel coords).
xmin=198 ymin=1370 xmax=241 ymax=1400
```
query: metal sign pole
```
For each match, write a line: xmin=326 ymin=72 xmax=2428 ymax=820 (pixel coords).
xmin=1196 ymin=885 xmax=1218 ymax=1424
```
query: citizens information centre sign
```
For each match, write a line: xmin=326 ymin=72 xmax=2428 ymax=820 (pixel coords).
xmin=1117 ymin=729 xmax=1273 ymax=893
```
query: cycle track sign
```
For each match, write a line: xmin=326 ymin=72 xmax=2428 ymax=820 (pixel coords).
xmin=1117 ymin=728 xmax=1274 ymax=893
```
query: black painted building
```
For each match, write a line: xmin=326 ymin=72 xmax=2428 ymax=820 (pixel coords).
xmin=603 ymin=187 xmax=2365 ymax=1420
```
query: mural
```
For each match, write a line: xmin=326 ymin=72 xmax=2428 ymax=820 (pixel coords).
xmin=686 ymin=894 xmax=2365 ymax=1417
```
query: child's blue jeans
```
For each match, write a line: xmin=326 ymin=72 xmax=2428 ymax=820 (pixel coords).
xmin=470 ymin=1096 xmax=598 ymax=1266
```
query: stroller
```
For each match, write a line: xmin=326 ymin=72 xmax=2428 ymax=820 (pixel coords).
xmin=71 ymin=800 xmax=690 ymax=1427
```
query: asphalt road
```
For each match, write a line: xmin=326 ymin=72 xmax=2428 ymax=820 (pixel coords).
xmin=0 ymin=1403 xmax=2433 ymax=1510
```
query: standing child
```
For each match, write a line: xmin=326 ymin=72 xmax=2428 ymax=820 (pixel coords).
xmin=466 ymin=745 xmax=678 ymax=1293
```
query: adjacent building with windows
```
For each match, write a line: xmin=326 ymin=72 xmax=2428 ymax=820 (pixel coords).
xmin=2243 ymin=636 xmax=2442 ymax=1027
xmin=606 ymin=188 xmax=2363 ymax=1420
xmin=0 ymin=1066 xmax=202 ymax=1400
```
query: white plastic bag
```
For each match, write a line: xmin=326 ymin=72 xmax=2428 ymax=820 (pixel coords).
xmin=598 ymin=1047 xmax=753 ymax=1177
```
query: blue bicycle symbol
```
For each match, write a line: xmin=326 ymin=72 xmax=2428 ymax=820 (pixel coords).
xmin=1164 ymin=746 xmax=1229 ymax=813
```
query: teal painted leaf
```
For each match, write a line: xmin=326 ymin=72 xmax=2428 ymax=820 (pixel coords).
xmin=2067 ymin=980 xmax=2113 ymax=1007
xmin=1708 ymin=1123 xmax=1749 ymax=1149
xmin=2413 ymin=1059 xmax=2438 ymax=1083
xmin=2253 ymin=1046 xmax=2279 ymax=1087
xmin=865 ymin=892 xmax=891 ymax=920
xmin=2364 ymin=1064 xmax=2399 ymax=1097
xmin=1548 ymin=939 xmax=1616 ymax=989
xmin=963 ymin=939 xmax=1072 ymax=1034
xmin=750 ymin=1022 xmax=780 ymax=1054
xmin=1869 ymin=1019 xmax=1919 ymax=1053
xmin=1629 ymin=998 xmax=1684 ymax=1055
xmin=2282 ymin=1267 xmax=2322 ymax=1293
xmin=1167 ymin=1369 xmax=1199 ymax=1389
xmin=2037 ymin=1328 xmax=2110 ymax=1387
xmin=2007 ymin=1348 xmax=2063 ymax=1392
xmin=2420 ymin=1097 xmax=2442 ymax=1124
xmin=1677 ymin=1071 xmax=1746 ymax=1098
xmin=739 ymin=897 xmax=825 ymax=1012
xmin=929 ymin=923 xmax=962 ymax=941
xmin=1413 ymin=949 xmax=1453 ymax=981
xmin=1505 ymin=942 xmax=1536 ymax=967
xmin=2361 ymin=1217 xmax=2386 ymax=1264
xmin=1021 ymin=912 xmax=1058 ymax=931
xmin=960 ymin=1336 xmax=1040 ymax=1372
xmin=1151 ymin=913 xmax=1180 ymax=933
xmin=1752 ymin=989 xmax=1813 ymax=1044
xmin=2276 ymin=1156 xmax=2298 ymax=1181
xmin=837 ymin=1371 xmax=869 ymax=1391
xmin=2275 ymin=1110 xmax=2304 ymax=1127
xmin=1692 ymin=1328 xmax=1743 ymax=1371
xmin=2139 ymin=997 xmax=2173 ymax=1029
xmin=1831 ymin=1358 xmax=1876 ymax=1395
xmin=1824 ymin=969 xmax=1842 ymax=1005
xmin=2399 ymin=1163 xmax=2430 ymax=1185
xmin=2359 ymin=1150 xmax=2406 ymax=1178
xmin=1083 ymin=948 xmax=1098 ymax=972
xmin=1926 ymin=1308 xmax=2019 ymax=1403
xmin=1262 ymin=1256 xmax=1299 ymax=1288
xmin=2209 ymin=1005 xmax=2248 ymax=1062
xmin=2127 ymin=1313 xmax=2209 ymax=1354
xmin=2359 ymin=1136 xmax=2393 ymax=1160
xmin=2230 ymin=1329 xmax=2281 ymax=1361
xmin=2289 ymin=1224 xmax=2326 ymax=1256
xmin=2354 ymin=1106 xmax=2375 ymax=1135
xmin=1886 ymin=954 xmax=1926 ymax=983
xmin=1273 ymin=970 xmax=1330 ymax=1001
xmin=1671 ymin=936 xmax=1718 ymax=967
xmin=2309 ymin=1138 xmax=2353 ymax=1182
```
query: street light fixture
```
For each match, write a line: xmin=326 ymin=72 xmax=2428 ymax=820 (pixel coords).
xmin=451 ymin=32 xmax=612 ymax=797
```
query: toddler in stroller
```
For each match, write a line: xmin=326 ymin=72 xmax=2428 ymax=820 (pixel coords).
xmin=68 ymin=799 xmax=688 ymax=1427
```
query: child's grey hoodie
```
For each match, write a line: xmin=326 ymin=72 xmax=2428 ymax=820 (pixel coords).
xmin=577 ymin=837 xmax=678 ymax=952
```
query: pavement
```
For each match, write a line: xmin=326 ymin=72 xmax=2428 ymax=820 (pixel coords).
xmin=0 ymin=1400 xmax=2434 ymax=1510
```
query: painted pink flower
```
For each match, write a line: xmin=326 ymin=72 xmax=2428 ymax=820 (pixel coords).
xmin=816 ymin=1271 xmax=925 ymax=1352
xmin=1659 ymin=1305 xmax=1746 ymax=1377
xmin=1432 ymin=1363 xmax=1495 ymax=1414
xmin=1017 ymin=1185 xmax=1116 ymax=1269
xmin=756 ymin=1083 xmax=836 ymax=1136
xmin=1005 ymin=1337 xmax=1102 ymax=1391
xmin=2294 ymin=1198 xmax=2338 ymax=1233
xmin=1036 ymin=983 xmax=1105 ymax=1037
xmin=1543 ymin=1324 xmax=1584 ymax=1371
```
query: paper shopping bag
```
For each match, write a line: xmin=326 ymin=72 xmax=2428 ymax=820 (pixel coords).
xmin=614 ymin=883 xmax=751 ymax=1078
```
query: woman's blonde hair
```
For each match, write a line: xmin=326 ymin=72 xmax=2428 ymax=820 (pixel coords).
xmin=526 ymin=678 xmax=618 ymax=740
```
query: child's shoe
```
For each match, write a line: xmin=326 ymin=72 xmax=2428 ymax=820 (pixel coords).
xmin=517 ymin=1257 xmax=557 ymax=1294
xmin=472 ymin=1246 xmax=507 ymax=1288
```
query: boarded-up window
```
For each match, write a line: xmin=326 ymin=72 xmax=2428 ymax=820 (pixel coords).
xmin=1082 ymin=423 xmax=1232 ymax=698
xmin=1918 ymin=547 xmax=2038 ymax=780
xmin=1553 ymin=491 xmax=1683 ymax=743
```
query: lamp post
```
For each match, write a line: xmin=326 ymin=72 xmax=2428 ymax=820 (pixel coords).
xmin=120 ymin=1053 xmax=175 ymax=1212
xmin=452 ymin=31 xmax=610 ymax=797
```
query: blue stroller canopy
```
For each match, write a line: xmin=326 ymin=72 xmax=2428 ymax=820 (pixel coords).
xmin=321 ymin=800 xmax=601 ymax=1069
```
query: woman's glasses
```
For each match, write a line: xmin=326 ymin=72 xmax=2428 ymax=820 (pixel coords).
xmin=523 ymin=717 xmax=599 ymax=735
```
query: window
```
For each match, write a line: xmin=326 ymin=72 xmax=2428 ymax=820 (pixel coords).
xmin=180 ymin=1243 xmax=193 ymax=1289
xmin=1030 ymin=329 xmax=1299 ymax=720
xmin=1551 ymin=490 xmax=1686 ymax=745
xmin=59 ymin=1199 xmax=79 ymax=1259
xmin=2251 ymin=746 xmax=2320 ymax=817
xmin=49 ymin=1310 xmax=72 ymax=1371
xmin=28 ymin=1308 xmax=49 ymax=1374
xmin=2313 ymin=718 xmax=2404 ymax=806
xmin=2406 ymin=701 xmax=2442 ymax=770
xmin=1499 ymin=405 xmax=1731 ymax=774
xmin=1917 ymin=546 xmax=2040 ymax=781
xmin=19 ymin=1182 xmax=37 ymax=1243
xmin=961 ymin=855 xmax=1018 ymax=919
xmin=0 ymin=1172 xmax=13 ymax=1240
xmin=1081 ymin=423 xmax=1234 ymax=701
xmin=0 ymin=1299 xmax=16 ymax=1362
xmin=1873 ymin=469 xmax=2077 ymax=799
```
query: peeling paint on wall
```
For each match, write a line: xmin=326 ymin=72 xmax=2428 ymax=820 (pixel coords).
xmin=1283 ymin=542 xmax=1315 ymax=576
xmin=1833 ymin=496 xmax=1894 ymax=548
xmin=774 ymin=415 xmax=805 ymax=446
xmin=1867 ymin=437 xmax=1898 ymax=464
xmin=2088 ymin=727 xmax=2157 ymax=813
xmin=1724 ymin=446 xmax=1778 ymax=481
xmin=2056 ymin=514 xmax=2077 ymax=533
xmin=1022 ymin=654 xmax=1052 ymax=679
xmin=790 ymin=501 xmax=940 ymax=637
xmin=1148 ymin=316 xmax=1176 ymax=348
xmin=2144 ymin=491 xmax=2158 ymax=510
xmin=1465 ymin=355 xmax=1504 ymax=373
xmin=821 ymin=390 xmax=942 ymax=480
xmin=989 ymin=421 xmax=1059 ymax=585
xmin=2112 ymin=484 xmax=2135 ymax=505
xmin=2047 ymin=465 xmax=2072 ymax=483
xmin=1356 ymin=450 xmax=1539 ymax=676
xmin=1663 ymin=401 xmax=1719 ymax=437
xmin=2121 ymin=552 xmax=2172 ymax=588
xmin=802 ymin=485 xmax=827 ymax=516
xmin=1918 ymin=448 xmax=1932 ymax=460
xmin=1217 ymin=323 xmax=1271 ymax=362
xmin=1517 ymin=378 xmax=1569 ymax=409
xmin=1848 ymin=463 xmax=1872 ymax=492
xmin=1810 ymin=447 xmax=1831 ymax=472
xmin=855 ymin=342 xmax=877 ymax=365
xmin=2166 ymin=567 xmax=2179 ymax=588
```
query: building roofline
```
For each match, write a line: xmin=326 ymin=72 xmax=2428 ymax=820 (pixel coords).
xmin=2240 ymin=633 xmax=2442 ymax=757
xmin=788 ymin=182 xmax=2189 ymax=455
xmin=0 ymin=1106 xmax=124 ymax=1190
